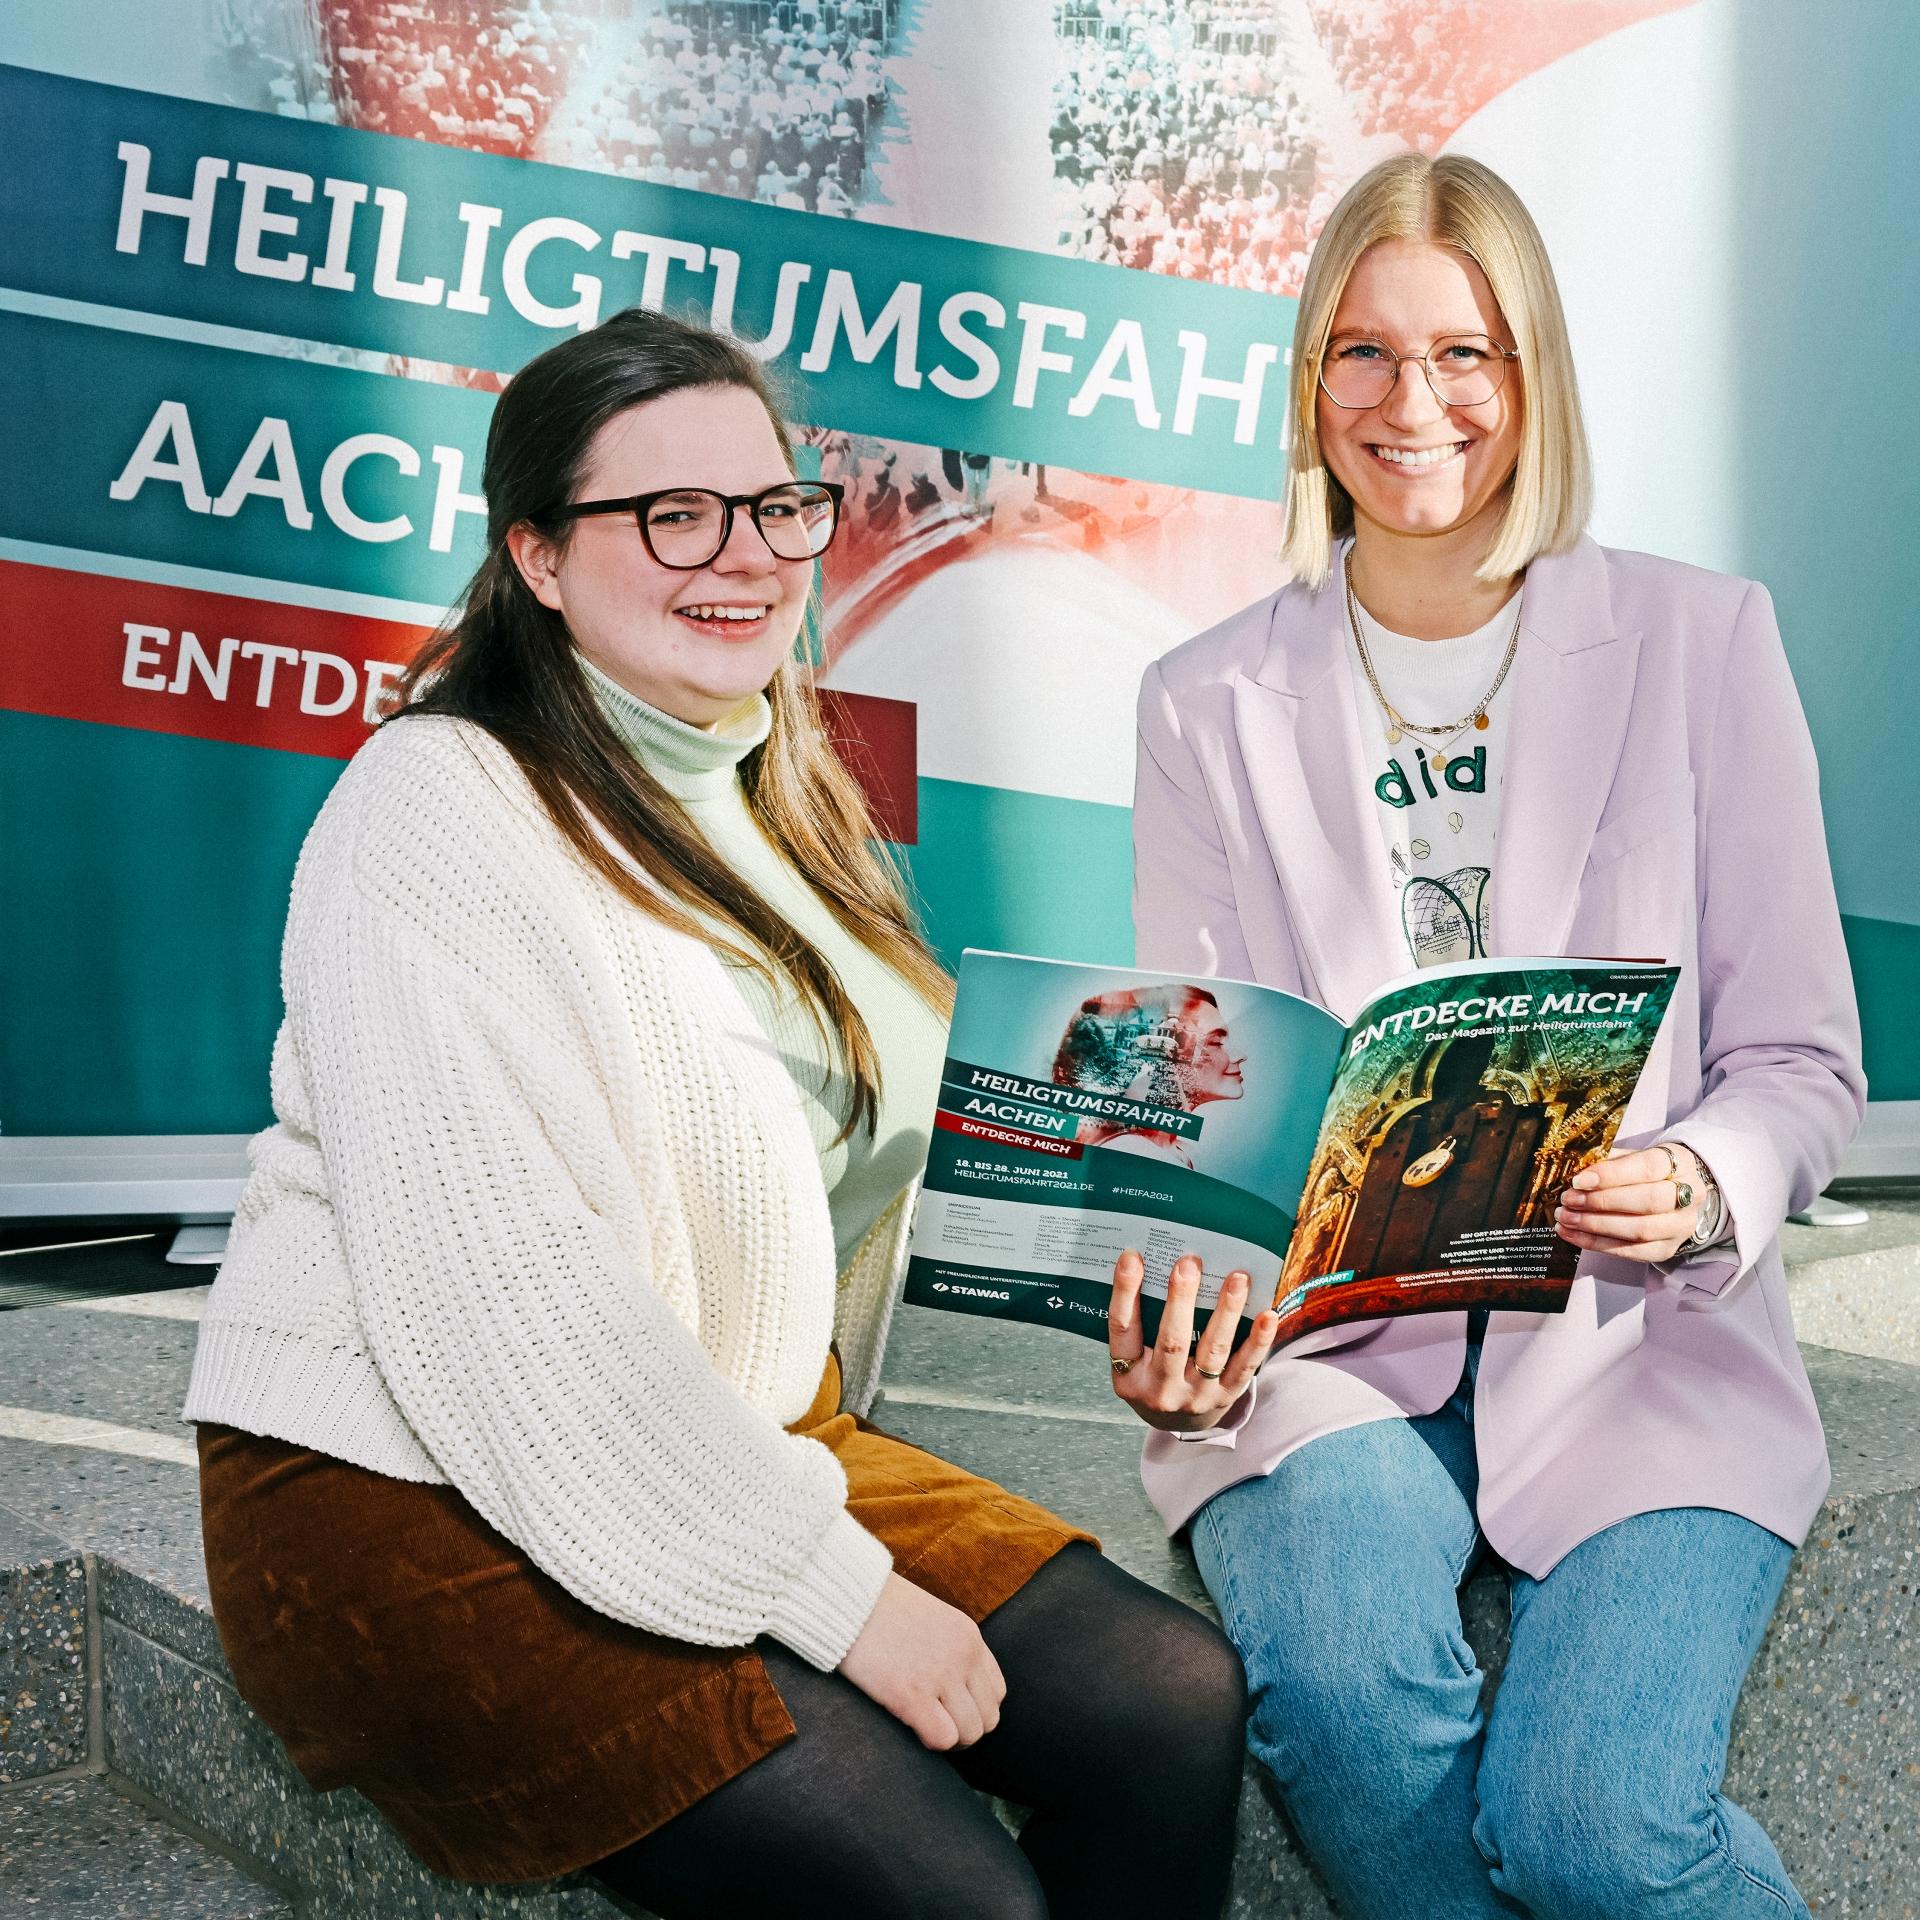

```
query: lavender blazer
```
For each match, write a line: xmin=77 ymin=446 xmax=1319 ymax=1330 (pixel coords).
xmin=1132 ymin=535 xmax=1865 ymax=1573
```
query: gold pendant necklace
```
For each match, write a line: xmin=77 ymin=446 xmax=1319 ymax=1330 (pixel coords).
xmin=1345 ymin=553 xmax=1522 ymax=767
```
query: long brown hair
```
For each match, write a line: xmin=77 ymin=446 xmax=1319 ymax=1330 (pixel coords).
xmin=393 ymin=307 xmax=950 ymax=1141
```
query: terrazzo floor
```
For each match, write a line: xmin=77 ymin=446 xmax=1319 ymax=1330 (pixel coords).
xmin=0 ymin=1775 xmax=292 ymax=1919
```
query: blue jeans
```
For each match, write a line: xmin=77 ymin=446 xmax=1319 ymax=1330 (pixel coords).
xmin=1190 ymin=1362 xmax=1806 ymax=1919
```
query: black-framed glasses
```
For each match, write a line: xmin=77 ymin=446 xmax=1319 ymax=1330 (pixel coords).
xmin=1318 ymin=333 xmax=1519 ymax=410
xmin=544 ymin=480 xmax=845 ymax=569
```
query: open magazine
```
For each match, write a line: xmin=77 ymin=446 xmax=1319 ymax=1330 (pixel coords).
xmin=905 ymin=951 xmax=1679 ymax=1348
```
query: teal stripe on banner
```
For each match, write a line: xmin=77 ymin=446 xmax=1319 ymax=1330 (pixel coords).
xmin=0 ymin=711 xmax=339 ymax=1135
xmin=0 ymin=64 xmax=1296 ymax=497
xmin=904 ymin=778 xmax=1134 ymax=975
xmin=4 ymin=708 xmax=1916 ymax=1131
xmin=0 ymin=717 xmax=1142 ymax=1134
xmin=0 ymin=306 xmax=491 ymax=606
xmin=1841 ymin=914 xmax=1920 ymax=1105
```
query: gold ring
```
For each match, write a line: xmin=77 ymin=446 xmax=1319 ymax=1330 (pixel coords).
xmin=1195 ymin=1364 xmax=1224 ymax=1380
xmin=1655 ymin=1143 xmax=1694 ymax=1210
xmin=1110 ymin=1357 xmax=1132 ymax=1376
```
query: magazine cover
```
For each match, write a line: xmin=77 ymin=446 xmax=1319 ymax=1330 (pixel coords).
xmin=906 ymin=952 xmax=1679 ymax=1347
xmin=1272 ymin=961 xmax=1680 ymax=1341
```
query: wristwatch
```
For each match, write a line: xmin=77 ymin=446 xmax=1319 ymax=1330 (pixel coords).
xmin=1668 ymin=1144 xmax=1727 ymax=1253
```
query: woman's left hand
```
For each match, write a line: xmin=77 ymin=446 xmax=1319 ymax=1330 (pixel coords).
xmin=1556 ymin=1142 xmax=1711 ymax=1263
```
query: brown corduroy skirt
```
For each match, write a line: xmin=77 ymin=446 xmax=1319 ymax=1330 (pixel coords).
xmin=196 ymin=1352 xmax=1096 ymax=1885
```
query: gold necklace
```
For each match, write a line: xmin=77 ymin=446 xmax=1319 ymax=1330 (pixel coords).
xmin=1344 ymin=552 xmax=1523 ymax=772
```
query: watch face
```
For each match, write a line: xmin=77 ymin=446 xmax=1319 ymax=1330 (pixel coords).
xmin=1686 ymin=1181 xmax=1725 ymax=1250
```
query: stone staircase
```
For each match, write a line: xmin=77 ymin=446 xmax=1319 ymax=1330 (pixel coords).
xmin=2 ymin=1195 xmax=1916 ymax=1918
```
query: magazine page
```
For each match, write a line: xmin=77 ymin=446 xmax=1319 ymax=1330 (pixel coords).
xmin=1271 ymin=958 xmax=1681 ymax=1344
xmin=905 ymin=951 xmax=1344 ymax=1343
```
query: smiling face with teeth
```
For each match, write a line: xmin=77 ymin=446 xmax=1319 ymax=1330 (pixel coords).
xmin=507 ymin=384 xmax=815 ymax=728
xmin=1316 ymin=239 xmax=1523 ymax=563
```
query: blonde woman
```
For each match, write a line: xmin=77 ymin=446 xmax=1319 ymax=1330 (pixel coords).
xmin=185 ymin=308 xmax=1246 ymax=1919
xmin=1110 ymin=154 xmax=1862 ymax=1918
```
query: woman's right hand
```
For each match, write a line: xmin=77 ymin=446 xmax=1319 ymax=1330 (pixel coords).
xmin=1108 ymin=1249 xmax=1278 ymax=1432
xmin=837 ymin=1572 xmax=1005 ymax=1750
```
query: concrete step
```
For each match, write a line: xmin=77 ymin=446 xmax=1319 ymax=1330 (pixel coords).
xmin=0 ymin=1508 xmax=88 ymax=1785
xmin=89 ymin=1555 xmax=635 ymax=1920
xmin=2 ymin=1232 xmax=1916 ymax=1918
xmin=1782 ymin=1189 xmax=1920 ymax=1367
xmin=0 ymin=1301 xmax=633 ymax=1919
xmin=1789 ymin=1254 xmax=1920 ymax=1370
xmin=0 ymin=1773 xmax=293 ymax=1919
xmin=876 ymin=1305 xmax=1920 ymax=1919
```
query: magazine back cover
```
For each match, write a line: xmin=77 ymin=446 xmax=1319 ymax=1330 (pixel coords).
xmin=905 ymin=951 xmax=1344 ymax=1341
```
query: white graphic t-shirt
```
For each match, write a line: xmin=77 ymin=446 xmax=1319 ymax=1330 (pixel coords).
xmin=1344 ymin=592 xmax=1518 ymax=969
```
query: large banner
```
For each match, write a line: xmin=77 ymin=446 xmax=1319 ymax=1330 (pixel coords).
xmin=2 ymin=0 xmax=1914 ymax=1140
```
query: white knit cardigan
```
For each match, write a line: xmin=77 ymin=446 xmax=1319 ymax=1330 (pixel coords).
xmin=184 ymin=715 xmax=911 ymax=1670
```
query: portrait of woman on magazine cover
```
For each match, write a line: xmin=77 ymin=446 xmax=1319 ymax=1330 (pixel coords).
xmin=1052 ymin=982 xmax=1246 ymax=1165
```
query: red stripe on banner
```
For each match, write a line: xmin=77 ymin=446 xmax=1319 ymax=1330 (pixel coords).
xmin=0 ymin=560 xmax=430 ymax=760
xmin=818 ymin=687 xmax=917 ymax=845
xmin=0 ymin=560 xmax=919 ymax=839
xmin=934 ymin=1110 xmax=1086 ymax=1159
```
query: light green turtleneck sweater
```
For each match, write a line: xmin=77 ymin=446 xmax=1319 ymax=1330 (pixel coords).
xmin=584 ymin=658 xmax=945 ymax=1269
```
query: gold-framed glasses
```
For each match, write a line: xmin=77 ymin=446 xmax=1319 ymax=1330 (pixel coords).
xmin=1318 ymin=333 xmax=1519 ymax=411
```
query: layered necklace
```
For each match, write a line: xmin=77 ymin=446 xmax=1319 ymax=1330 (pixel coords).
xmin=1343 ymin=551 xmax=1523 ymax=773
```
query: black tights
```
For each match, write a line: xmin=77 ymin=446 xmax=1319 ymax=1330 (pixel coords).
xmin=591 ymin=1544 xmax=1246 ymax=1919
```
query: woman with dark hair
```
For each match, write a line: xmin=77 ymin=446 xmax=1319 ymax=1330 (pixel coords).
xmin=184 ymin=306 xmax=1245 ymax=1919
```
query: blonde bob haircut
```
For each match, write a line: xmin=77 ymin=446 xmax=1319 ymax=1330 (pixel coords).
xmin=1281 ymin=152 xmax=1593 ymax=589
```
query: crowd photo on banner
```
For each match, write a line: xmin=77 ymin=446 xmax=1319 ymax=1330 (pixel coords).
xmin=186 ymin=0 xmax=1694 ymax=746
